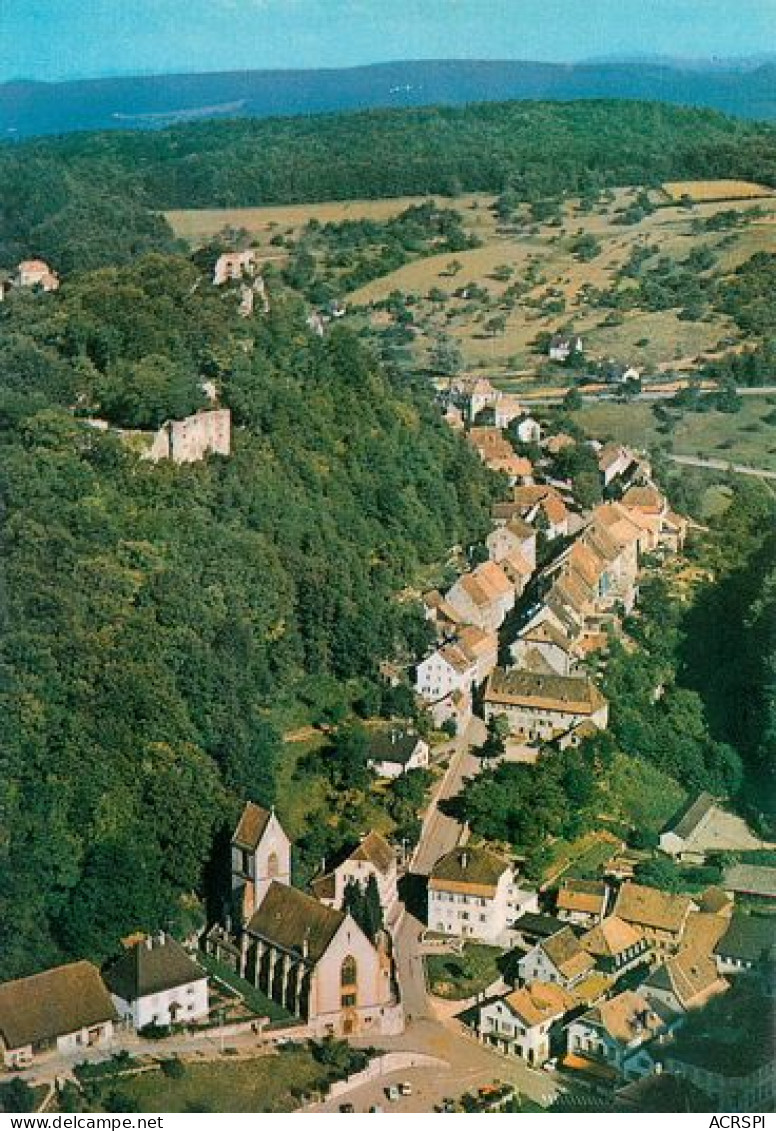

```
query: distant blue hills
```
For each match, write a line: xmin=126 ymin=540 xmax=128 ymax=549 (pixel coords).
xmin=3 ymin=57 xmax=775 ymax=139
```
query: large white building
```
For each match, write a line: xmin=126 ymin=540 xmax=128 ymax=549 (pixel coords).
xmin=428 ymin=846 xmax=538 ymax=946
xmin=104 ymin=934 xmax=209 ymax=1029
xmin=477 ymin=981 xmax=574 ymax=1066
xmin=483 ymin=668 xmax=609 ymax=742
xmin=312 ymin=831 xmax=399 ymax=917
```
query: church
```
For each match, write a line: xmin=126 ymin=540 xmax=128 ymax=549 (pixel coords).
xmin=225 ymin=802 xmax=403 ymax=1038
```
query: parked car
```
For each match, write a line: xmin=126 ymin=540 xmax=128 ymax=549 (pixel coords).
xmin=339 ymin=1103 xmax=355 ymax=1113
xmin=369 ymin=1105 xmax=384 ymax=1113
xmin=385 ymin=1085 xmax=400 ymax=1101
xmin=399 ymin=1082 xmax=413 ymax=1097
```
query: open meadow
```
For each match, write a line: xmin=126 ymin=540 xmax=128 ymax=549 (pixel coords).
xmin=168 ymin=181 xmax=775 ymax=375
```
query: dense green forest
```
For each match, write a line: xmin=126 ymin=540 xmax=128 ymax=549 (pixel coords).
xmin=0 ymin=254 xmax=496 ymax=979
xmin=2 ymin=99 xmax=776 ymax=270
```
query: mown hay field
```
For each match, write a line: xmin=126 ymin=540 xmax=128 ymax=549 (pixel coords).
xmin=662 ymin=179 xmax=775 ymax=202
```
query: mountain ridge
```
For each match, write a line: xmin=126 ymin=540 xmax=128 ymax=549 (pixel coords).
xmin=2 ymin=57 xmax=774 ymax=139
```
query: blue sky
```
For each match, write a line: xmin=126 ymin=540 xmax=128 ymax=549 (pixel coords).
xmin=2 ymin=0 xmax=773 ymax=83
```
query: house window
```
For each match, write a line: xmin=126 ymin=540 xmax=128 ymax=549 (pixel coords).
xmin=267 ymin=851 xmax=280 ymax=878
xmin=341 ymin=993 xmax=357 ymax=1008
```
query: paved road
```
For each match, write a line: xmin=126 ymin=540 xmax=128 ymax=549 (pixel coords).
xmin=309 ymin=1020 xmax=558 ymax=1112
xmin=412 ymin=717 xmax=486 ymax=876
xmin=499 ymin=385 xmax=776 ymax=406
xmin=666 ymin=453 xmax=776 ymax=480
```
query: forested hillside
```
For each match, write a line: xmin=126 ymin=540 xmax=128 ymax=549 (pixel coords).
xmin=2 ymin=99 xmax=775 ymax=270
xmin=0 ymin=256 xmax=495 ymax=979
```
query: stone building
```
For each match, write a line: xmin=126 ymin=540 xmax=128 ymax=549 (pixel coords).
xmin=231 ymin=802 xmax=292 ymax=925
xmin=241 ymin=882 xmax=402 ymax=1037
xmin=144 ymin=408 xmax=232 ymax=465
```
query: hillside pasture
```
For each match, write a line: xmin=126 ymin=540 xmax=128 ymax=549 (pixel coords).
xmin=662 ymin=179 xmax=775 ymax=203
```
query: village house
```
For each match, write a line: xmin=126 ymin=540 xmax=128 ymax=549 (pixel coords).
xmin=544 ymin=432 xmax=576 ymax=456
xmin=231 ymin=801 xmax=292 ymax=925
xmin=422 ymin=589 xmax=464 ymax=636
xmin=566 ymin=990 xmax=663 ymax=1076
xmin=144 ymin=408 xmax=232 ymax=464
xmin=512 ymin=416 xmax=542 ymax=445
xmin=428 ymin=846 xmax=538 ymax=946
xmin=662 ymin=1045 xmax=775 ymax=1113
xmin=450 ymin=375 xmax=502 ymax=423
xmin=509 ymin=485 xmax=570 ymax=540
xmin=445 ymin=560 xmax=515 ymax=633
xmin=15 ymin=258 xmax=60 ymax=293
xmin=486 ymin=516 xmax=537 ymax=573
xmin=580 ymin=916 xmax=649 ymax=978
xmin=517 ymin=926 xmax=596 ymax=990
xmin=659 ymin=792 xmax=717 ymax=861
xmin=0 ymin=962 xmax=117 ymax=1068
xmin=483 ymin=668 xmax=609 ymax=743
xmin=642 ymin=950 xmax=728 ymax=1017
xmin=312 ymin=831 xmax=398 ymax=917
xmin=510 ymin=912 xmax=569 ymax=952
xmin=620 ymin=484 xmax=688 ymax=553
xmin=723 ymin=863 xmax=776 ymax=904
xmin=415 ymin=641 xmax=475 ymax=705
xmin=103 ymin=933 xmax=209 ymax=1029
xmin=494 ymin=393 xmax=526 ymax=429
xmin=713 ymin=911 xmax=774 ymax=974
xmin=242 ymin=882 xmax=401 ymax=1037
xmin=597 ymin=443 xmax=635 ymax=488
xmin=367 ymin=728 xmax=430 ymax=779
xmin=477 ymin=981 xmax=574 ymax=1065
xmin=509 ymin=621 xmax=578 ymax=677
xmin=467 ymin=427 xmax=533 ymax=483
xmin=555 ymin=879 xmax=609 ymax=928
xmin=549 ymin=332 xmax=583 ymax=362
xmin=613 ymin=883 xmax=694 ymax=954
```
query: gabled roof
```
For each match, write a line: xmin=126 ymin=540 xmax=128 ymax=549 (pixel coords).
xmin=581 ymin=915 xmax=642 ymax=959
xmin=501 ymin=981 xmax=574 ymax=1027
xmin=614 ymin=883 xmax=692 ymax=935
xmin=662 ymin=792 xmax=716 ymax=841
xmin=429 ymin=846 xmax=510 ymax=896
xmin=513 ymin=912 xmax=568 ymax=940
xmin=368 ymin=729 xmax=423 ymax=767
xmin=233 ymin=801 xmax=272 ymax=850
xmin=438 ymin=641 xmax=475 ymax=675
xmin=512 ymin=485 xmax=568 ymax=527
xmin=501 ymin=547 xmax=533 ymax=579
xmin=580 ymin=990 xmax=660 ymax=1045
xmin=103 ymin=935 xmax=206 ymax=1003
xmin=723 ymin=863 xmax=776 ymax=899
xmin=697 ymin=887 xmax=733 ymax=916
xmin=347 ymin=831 xmax=397 ymax=875
xmin=644 ymin=951 xmax=726 ymax=1010
xmin=485 ymin=668 xmax=607 ymax=716
xmin=248 ymin=881 xmax=345 ymax=963
xmin=621 ymin=485 xmax=665 ymax=514
xmin=0 ymin=962 xmax=117 ymax=1052
xmin=520 ymin=620 xmax=573 ymax=653
xmin=505 ymin=516 xmax=536 ymax=541
xmin=457 ymin=624 xmax=498 ymax=661
xmin=714 ymin=912 xmax=775 ymax=964
xmin=463 ymin=560 xmax=514 ymax=605
xmin=541 ymin=927 xmax=596 ymax=981
xmin=680 ymin=911 xmax=730 ymax=958
xmin=557 ymin=879 xmax=607 ymax=917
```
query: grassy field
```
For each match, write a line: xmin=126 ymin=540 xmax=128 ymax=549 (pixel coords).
xmin=168 ymin=181 xmax=775 ymax=378
xmin=93 ymin=1048 xmax=328 ymax=1113
xmin=662 ymin=180 xmax=775 ymax=203
xmin=572 ymin=396 xmax=776 ymax=472
xmin=540 ymin=831 xmax=621 ymax=887
xmin=425 ymin=943 xmax=503 ymax=1000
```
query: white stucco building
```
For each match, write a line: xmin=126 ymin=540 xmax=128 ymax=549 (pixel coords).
xmin=104 ymin=934 xmax=209 ymax=1029
xmin=428 ymin=847 xmax=538 ymax=946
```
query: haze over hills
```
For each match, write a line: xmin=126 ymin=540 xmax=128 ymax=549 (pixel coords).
xmin=2 ymin=56 xmax=775 ymax=139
